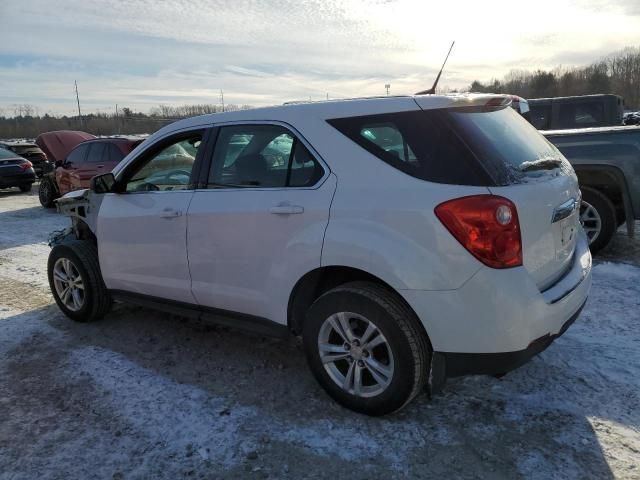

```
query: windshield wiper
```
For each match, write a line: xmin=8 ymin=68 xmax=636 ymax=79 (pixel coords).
xmin=519 ymin=158 xmax=563 ymax=172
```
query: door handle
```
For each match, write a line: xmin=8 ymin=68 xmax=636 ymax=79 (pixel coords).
xmin=160 ymin=208 xmax=182 ymax=218
xmin=269 ymin=204 xmax=304 ymax=215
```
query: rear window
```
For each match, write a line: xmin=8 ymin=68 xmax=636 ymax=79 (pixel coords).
xmin=0 ymin=147 xmax=17 ymax=159
xmin=328 ymin=106 xmax=567 ymax=186
xmin=558 ymin=102 xmax=605 ymax=128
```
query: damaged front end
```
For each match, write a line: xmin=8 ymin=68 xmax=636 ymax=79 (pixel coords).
xmin=48 ymin=188 xmax=102 ymax=247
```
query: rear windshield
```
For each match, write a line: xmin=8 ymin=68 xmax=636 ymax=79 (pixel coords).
xmin=0 ymin=148 xmax=18 ymax=159
xmin=10 ymin=145 xmax=42 ymax=155
xmin=328 ymin=106 xmax=569 ymax=186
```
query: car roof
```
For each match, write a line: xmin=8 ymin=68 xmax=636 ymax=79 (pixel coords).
xmin=0 ymin=141 xmax=39 ymax=147
xmin=150 ymin=93 xmax=508 ymax=138
xmin=84 ymin=137 xmax=143 ymax=144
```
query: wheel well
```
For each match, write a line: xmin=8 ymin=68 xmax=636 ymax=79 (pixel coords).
xmin=72 ymin=219 xmax=97 ymax=245
xmin=287 ymin=266 xmax=418 ymax=336
xmin=576 ymin=169 xmax=625 ymax=217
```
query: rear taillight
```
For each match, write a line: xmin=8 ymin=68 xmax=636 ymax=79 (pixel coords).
xmin=435 ymin=195 xmax=522 ymax=269
xmin=19 ymin=161 xmax=33 ymax=170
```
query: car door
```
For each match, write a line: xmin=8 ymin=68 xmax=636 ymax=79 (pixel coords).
xmin=57 ymin=144 xmax=88 ymax=194
xmin=187 ymin=123 xmax=336 ymax=324
xmin=97 ymin=129 xmax=206 ymax=303
xmin=73 ymin=142 xmax=106 ymax=190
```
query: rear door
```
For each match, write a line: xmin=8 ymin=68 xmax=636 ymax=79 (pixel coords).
xmin=187 ymin=123 xmax=335 ymax=323
xmin=74 ymin=142 xmax=106 ymax=190
xmin=98 ymin=129 xmax=205 ymax=302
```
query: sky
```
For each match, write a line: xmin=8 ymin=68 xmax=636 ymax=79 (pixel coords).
xmin=0 ymin=0 xmax=639 ymax=116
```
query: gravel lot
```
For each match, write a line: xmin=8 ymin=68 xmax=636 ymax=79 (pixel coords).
xmin=1 ymin=186 xmax=639 ymax=479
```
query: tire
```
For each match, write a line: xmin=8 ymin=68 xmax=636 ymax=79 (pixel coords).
xmin=39 ymin=178 xmax=58 ymax=208
xmin=19 ymin=184 xmax=32 ymax=192
xmin=303 ymin=281 xmax=431 ymax=416
xmin=47 ymin=240 xmax=112 ymax=322
xmin=580 ymin=187 xmax=616 ymax=254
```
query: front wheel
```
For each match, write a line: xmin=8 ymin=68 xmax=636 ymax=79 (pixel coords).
xmin=39 ymin=178 xmax=58 ymax=208
xmin=303 ymin=282 xmax=431 ymax=416
xmin=48 ymin=240 xmax=112 ymax=322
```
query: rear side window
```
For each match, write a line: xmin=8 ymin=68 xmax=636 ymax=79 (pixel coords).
xmin=329 ymin=111 xmax=491 ymax=185
xmin=328 ymin=107 xmax=567 ymax=186
xmin=104 ymin=144 xmax=124 ymax=163
xmin=86 ymin=142 xmax=106 ymax=163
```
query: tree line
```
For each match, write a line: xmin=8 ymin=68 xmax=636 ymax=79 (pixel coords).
xmin=2 ymin=46 xmax=639 ymax=139
xmin=0 ymin=103 xmax=252 ymax=140
xmin=469 ymin=47 xmax=640 ymax=109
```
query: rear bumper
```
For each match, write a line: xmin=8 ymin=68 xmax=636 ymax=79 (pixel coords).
xmin=0 ymin=170 xmax=36 ymax=187
xmin=400 ymin=229 xmax=592 ymax=359
xmin=441 ymin=300 xmax=585 ymax=376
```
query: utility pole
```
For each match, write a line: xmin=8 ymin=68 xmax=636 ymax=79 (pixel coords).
xmin=116 ymin=104 xmax=120 ymax=134
xmin=385 ymin=84 xmax=391 ymax=96
xmin=75 ymin=80 xmax=83 ymax=128
xmin=220 ymin=89 xmax=225 ymax=112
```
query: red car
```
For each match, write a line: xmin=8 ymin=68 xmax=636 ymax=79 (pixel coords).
xmin=37 ymin=132 xmax=142 ymax=207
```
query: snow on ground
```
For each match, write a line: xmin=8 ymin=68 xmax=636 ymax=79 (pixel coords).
xmin=1 ymin=186 xmax=639 ymax=479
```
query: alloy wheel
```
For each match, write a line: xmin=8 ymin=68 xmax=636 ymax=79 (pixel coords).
xmin=52 ymin=257 xmax=85 ymax=312
xmin=318 ymin=312 xmax=395 ymax=398
xmin=580 ymin=200 xmax=602 ymax=245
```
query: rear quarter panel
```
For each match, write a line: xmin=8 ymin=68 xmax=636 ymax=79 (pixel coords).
xmin=312 ymin=126 xmax=487 ymax=291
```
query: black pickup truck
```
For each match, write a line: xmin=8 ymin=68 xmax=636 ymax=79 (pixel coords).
xmin=544 ymin=126 xmax=640 ymax=253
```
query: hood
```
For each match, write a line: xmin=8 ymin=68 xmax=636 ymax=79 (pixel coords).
xmin=35 ymin=130 xmax=96 ymax=162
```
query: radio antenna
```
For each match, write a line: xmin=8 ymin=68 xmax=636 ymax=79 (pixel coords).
xmin=415 ymin=41 xmax=455 ymax=95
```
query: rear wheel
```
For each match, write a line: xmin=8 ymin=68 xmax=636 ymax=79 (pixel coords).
xmin=48 ymin=240 xmax=112 ymax=322
xmin=303 ymin=281 xmax=431 ymax=416
xmin=580 ymin=187 xmax=616 ymax=254
xmin=19 ymin=184 xmax=32 ymax=192
xmin=39 ymin=178 xmax=58 ymax=208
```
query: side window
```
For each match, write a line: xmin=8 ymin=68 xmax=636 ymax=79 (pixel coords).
xmin=125 ymin=133 xmax=202 ymax=192
xmin=209 ymin=125 xmax=323 ymax=188
xmin=360 ymin=123 xmax=417 ymax=163
xmin=558 ymin=102 xmax=604 ymax=128
xmin=86 ymin=142 xmax=106 ymax=163
xmin=104 ymin=144 xmax=123 ymax=163
xmin=66 ymin=144 xmax=88 ymax=165
xmin=289 ymin=142 xmax=324 ymax=187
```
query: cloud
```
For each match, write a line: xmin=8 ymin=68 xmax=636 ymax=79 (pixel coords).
xmin=0 ymin=0 xmax=638 ymax=114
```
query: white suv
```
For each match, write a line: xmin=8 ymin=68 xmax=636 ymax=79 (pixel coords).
xmin=48 ymin=94 xmax=592 ymax=416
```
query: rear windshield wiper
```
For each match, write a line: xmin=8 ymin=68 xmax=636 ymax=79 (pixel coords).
xmin=519 ymin=158 xmax=563 ymax=172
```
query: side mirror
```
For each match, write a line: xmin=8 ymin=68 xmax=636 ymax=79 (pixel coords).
xmin=90 ymin=173 xmax=116 ymax=194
